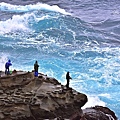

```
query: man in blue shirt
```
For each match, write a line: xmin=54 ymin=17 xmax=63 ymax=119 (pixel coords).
xmin=5 ymin=60 xmax=12 ymax=75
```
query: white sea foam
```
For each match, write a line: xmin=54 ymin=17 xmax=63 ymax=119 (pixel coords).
xmin=82 ymin=95 xmax=106 ymax=109
xmin=0 ymin=13 xmax=31 ymax=34
xmin=0 ymin=2 xmax=70 ymax=35
xmin=0 ymin=2 xmax=71 ymax=15
xmin=0 ymin=55 xmax=8 ymax=71
xmin=99 ymin=93 xmax=111 ymax=99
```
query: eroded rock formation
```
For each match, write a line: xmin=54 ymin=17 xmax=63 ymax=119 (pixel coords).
xmin=0 ymin=71 xmax=87 ymax=120
xmin=0 ymin=70 xmax=117 ymax=120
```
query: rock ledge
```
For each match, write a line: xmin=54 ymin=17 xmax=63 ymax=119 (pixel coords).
xmin=0 ymin=71 xmax=117 ymax=120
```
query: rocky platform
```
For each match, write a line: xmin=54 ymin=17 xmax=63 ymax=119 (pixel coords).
xmin=0 ymin=70 xmax=117 ymax=120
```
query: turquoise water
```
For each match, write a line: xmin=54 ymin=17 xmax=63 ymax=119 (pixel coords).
xmin=0 ymin=1 xmax=120 ymax=119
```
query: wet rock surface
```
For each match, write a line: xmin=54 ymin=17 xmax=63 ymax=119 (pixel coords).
xmin=70 ymin=106 xmax=117 ymax=120
xmin=0 ymin=71 xmax=117 ymax=120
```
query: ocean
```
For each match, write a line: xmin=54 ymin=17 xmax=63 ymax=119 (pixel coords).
xmin=0 ymin=0 xmax=120 ymax=119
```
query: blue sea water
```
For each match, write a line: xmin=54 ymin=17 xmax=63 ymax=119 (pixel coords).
xmin=0 ymin=0 xmax=120 ymax=119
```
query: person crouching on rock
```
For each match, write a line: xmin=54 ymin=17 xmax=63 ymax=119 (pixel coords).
xmin=5 ymin=59 xmax=12 ymax=75
xmin=34 ymin=61 xmax=39 ymax=77
xmin=66 ymin=71 xmax=72 ymax=88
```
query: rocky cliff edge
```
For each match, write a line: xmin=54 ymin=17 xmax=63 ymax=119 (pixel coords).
xmin=0 ymin=70 xmax=117 ymax=120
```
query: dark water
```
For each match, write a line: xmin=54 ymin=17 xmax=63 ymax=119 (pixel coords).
xmin=0 ymin=0 xmax=120 ymax=119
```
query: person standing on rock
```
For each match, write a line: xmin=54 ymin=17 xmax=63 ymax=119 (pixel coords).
xmin=66 ymin=71 xmax=72 ymax=88
xmin=5 ymin=59 xmax=12 ymax=75
xmin=34 ymin=61 xmax=39 ymax=77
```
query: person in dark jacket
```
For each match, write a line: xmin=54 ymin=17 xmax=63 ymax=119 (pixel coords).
xmin=34 ymin=61 xmax=39 ymax=77
xmin=5 ymin=59 xmax=12 ymax=75
xmin=66 ymin=71 xmax=72 ymax=88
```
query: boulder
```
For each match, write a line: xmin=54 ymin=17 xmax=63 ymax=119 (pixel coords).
xmin=70 ymin=106 xmax=117 ymax=120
